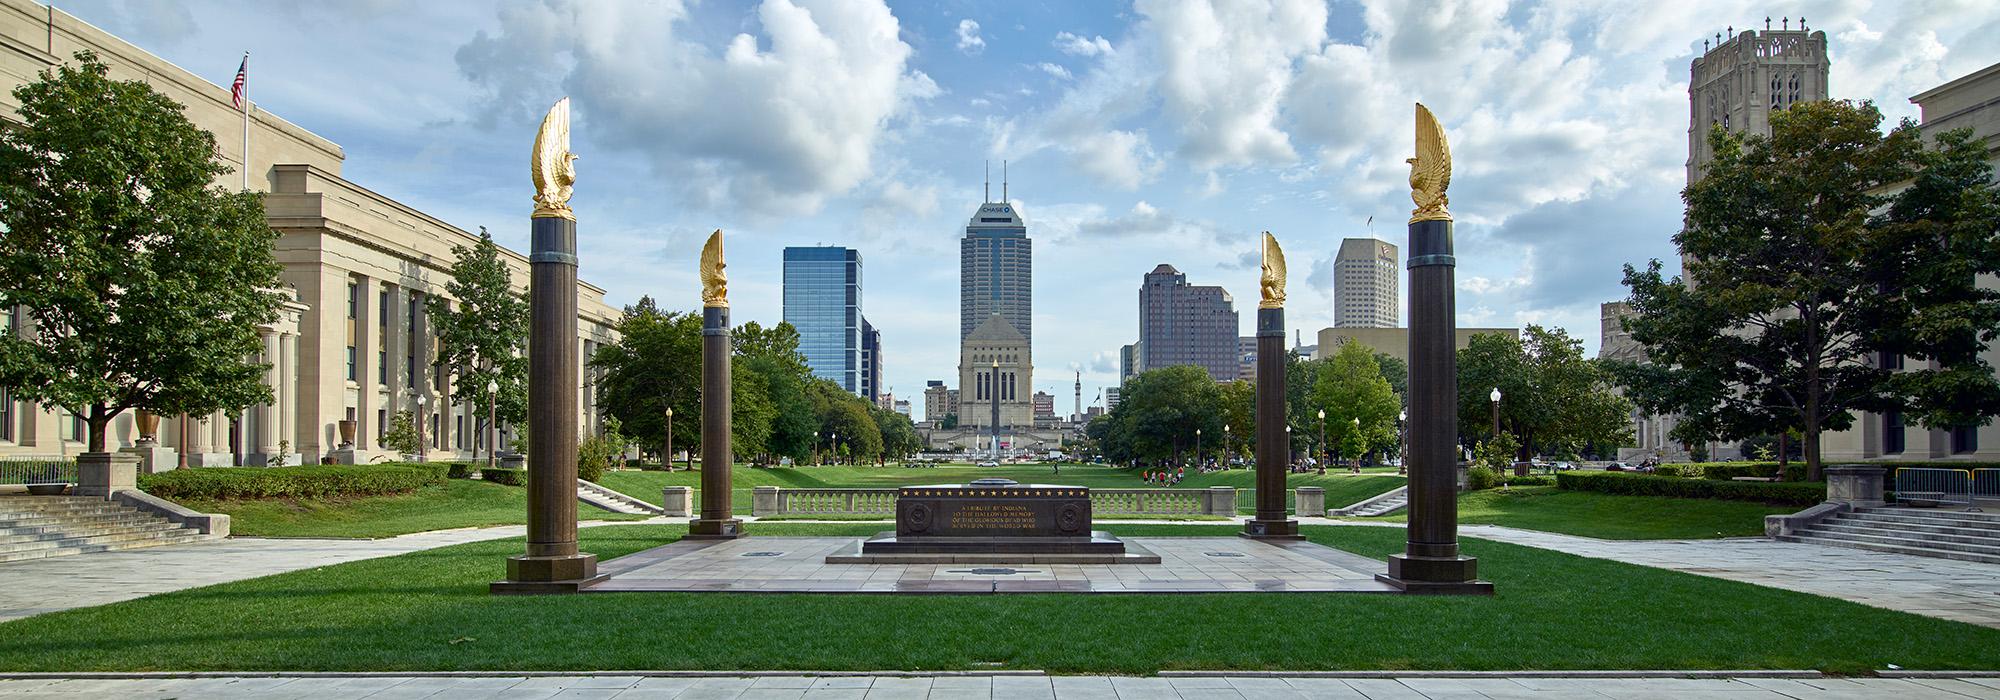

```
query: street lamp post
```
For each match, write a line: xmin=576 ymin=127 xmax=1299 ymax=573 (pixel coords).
xmin=1284 ymin=425 xmax=1293 ymax=468
xmin=832 ymin=432 xmax=839 ymax=466
xmin=1222 ymin=424 xmax=1231 ymax=469
xmin=414 ymin=392 xmax=428 ymax=463
xmin=1397 ymin=409 xmax=1407 ymax=475
xmin=664 ymin=406 xmax=674 ymax=471
xmin=1194 ymin=428 xmax=1202 ymax=470
xmin=487 ymin=379 xmax=499 ymax=470
xmin=1351 ymin=416 xmax=1361 ymax=473
xmin=1489 ymin=387 xmax=1502 ymax=438
xmin=1317 ymin=408 xmax=1327 ymax=468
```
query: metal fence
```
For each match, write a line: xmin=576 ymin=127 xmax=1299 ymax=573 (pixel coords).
xmin=750 ymin=486 xmax=1242 ymax=518
xmin=0 ymin=458 xmax=78 ymax=486
xmin=1894 ymin=467 xmax=1974 ymax=506
xmin=1976 ymin=468 xmax=2000 ymax=502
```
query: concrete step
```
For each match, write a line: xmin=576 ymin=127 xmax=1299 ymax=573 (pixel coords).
xmin=1797 ymin=527 xmax=2000 ymax=556
xmin=1852 ymin=508 xmax=2000 ymax=527
xmin=0 ymin=520 xmax=199 ymax=545
xmin=1780 ymin=534 xmax=2000 ymax=565
xmin=0 ymin=503 xmax=154 ymax=518
xmin=0 ymin=510 xmax=175 ymax=528
xmin=577 ymin=480 xmax=664 ymax=515
xmin=0 ymin=527 xmax=200 ymax=555
xmin=0 ymin=530 xmax=206 ymax=564
xmin=1821 ymin=517 xmax=2000 ymax=541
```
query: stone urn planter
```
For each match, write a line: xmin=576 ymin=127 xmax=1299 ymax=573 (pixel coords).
xmin=337 ymin=419 xmax=357 ymax=448
xmin=135 ymin=410 xmax=161 ymax=443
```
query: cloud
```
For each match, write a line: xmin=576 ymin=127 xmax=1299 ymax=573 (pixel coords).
xmin=1037 ymin=62 xmax=1074 ymax=81
xmin=957 ymin=19 xmax=986 ymax=55
xmin=1054 ymin=31 xmax=1114 ymax=57
xmin=1137 ymin=0 xmax=1325 ymax=169
xmin=455 ymin=0 xmax=930 ymax=215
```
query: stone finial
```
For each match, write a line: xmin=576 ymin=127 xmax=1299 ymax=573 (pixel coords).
xmin=1800 ymin=16 xmax=1806 ymax=30
xmin=1782 ymin=17 xmax=1789 ymax=29
xmin=1765 ymin=16 xmax=1771 ymax=30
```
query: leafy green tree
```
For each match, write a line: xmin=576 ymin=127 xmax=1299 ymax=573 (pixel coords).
xmin=589 ymin=299 xmax=701 ymax=464
xmin=939 ymin=413 xmax=959 ymax=429
xmin=1088 ymin=365 xmax=1222 ymax=464
xmin=1372 ymin=351 xmax=1409 ymax=404
xmin=1617 ymin=100 xmax=2000 ymax=479
xmin=1459 ymin=326 xmax=1632 ymax=460
xmin=381 ymin=411 xmax=422 ymax=456
xmin=730 ymin=362 xmax=775 ymax=462
xmin=0 ymin=52 xmax=285 ymax=452
xmin=1311 ymin=340 xmax=1402 ymax=463
xmin=429 ymin=227 xmax=530 ymax=436
xmin=1217 ymin=379 xmax=1254 ymax=464
xmin=872 ymin=406 xmax=923 ymax=459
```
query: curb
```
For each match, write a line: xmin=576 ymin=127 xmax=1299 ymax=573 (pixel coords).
xmin=1879 ymin=670 xmax=2000 ymax=678
xmin=0 ymin=670 xmax=1049 ymax=680
xmin=1157 ymin=670 xmax=1828 ymax=679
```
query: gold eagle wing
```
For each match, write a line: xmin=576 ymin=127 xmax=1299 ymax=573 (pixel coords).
xmin=1259 ymin=231 xmax=1286 ymax=309
xmin=530 ymin=97 xmax=576 ymax=220
xmin=1408 ymin=102 xmax=1452 ymax=223
xmin=700 ymin=229 xmax=728 ymax=308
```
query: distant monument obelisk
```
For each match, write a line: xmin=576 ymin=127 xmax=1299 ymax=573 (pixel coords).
xmin=1242 ymin=232 xmax=1300 ymax=540
xmin=494 ymin=97 xmax=603 ymax=594
xmin=688 ymin=230 xmax=744 ymax=539
xmin=1379 ymin=103 xmax=1491 ymax=595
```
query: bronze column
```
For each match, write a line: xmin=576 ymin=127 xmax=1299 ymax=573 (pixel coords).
xmin=1379 ymin=103 xmax=1490 ymax=594
xmin=1243 ymin=233 xmax=1299 ymax=540
xmin=494 ymin=215 xmax=602 ymax=593
xmin=689 ymin=232 xmax=743 ymax=538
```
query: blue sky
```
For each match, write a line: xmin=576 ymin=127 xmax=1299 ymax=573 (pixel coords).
xmin=61 ymin=0 xmax=2000 ymax=420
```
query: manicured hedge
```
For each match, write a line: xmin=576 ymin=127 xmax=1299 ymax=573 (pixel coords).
xmin=1556 ymin=471 xmax=1824 ymax=506
xmin=443 ymin=462 xmax=476 ymax=479
xmin=480 ymin=467 xmax=526 ymax=486
xmin=139 ymin=464 xmax=447 ymax=501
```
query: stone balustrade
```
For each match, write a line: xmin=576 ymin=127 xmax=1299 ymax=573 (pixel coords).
xmin=748 ymin=485 xmax=1243 ymax=518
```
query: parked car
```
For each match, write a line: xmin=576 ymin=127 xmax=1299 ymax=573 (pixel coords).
xmin=976 ymin=461 xmax=999 ymax=467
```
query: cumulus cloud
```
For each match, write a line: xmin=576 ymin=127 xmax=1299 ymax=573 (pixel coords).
xmin=1037 ymin=62 xmax=1074 ymax=81
xmin=957 ymin=19 xmax=986 ymax=55
xmin=1138 ymin=0 xmax=1325 ymax=169
xmin=1054 ymin=31 xmax=1114 ymax=57
xmin=455 ymin=0 xmax=932 ymax=215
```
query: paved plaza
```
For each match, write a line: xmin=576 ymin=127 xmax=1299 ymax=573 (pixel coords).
xmin=590 ymin=536 xmax=1392 ymax=594
xmin=2 ymin=674 xmax=1998 ymax=699
xmin=1455 ymin=525 xmax=2000 ymax=629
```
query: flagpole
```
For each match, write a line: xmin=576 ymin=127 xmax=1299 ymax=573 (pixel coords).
xmin=240 ymin=51 xmax=250 ymax=191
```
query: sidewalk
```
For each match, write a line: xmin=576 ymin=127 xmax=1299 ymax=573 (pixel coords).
xmin=1 ymin=674 xmax=1996 ymax=699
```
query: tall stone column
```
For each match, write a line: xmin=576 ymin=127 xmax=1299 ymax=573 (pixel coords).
xmin=689 ymin=230 xmax=743 ymax=538
xmin=1243 ymin=233 xmax=1299 ymax=540
xmin=257 ymin=330 xmax=282 ymax=461
xmin=1379 ymin=103 xmax=1491 ymax=595
xmin=280 ymin=330 xmax=298 ymax=462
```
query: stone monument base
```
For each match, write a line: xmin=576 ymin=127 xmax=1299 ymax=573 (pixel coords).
xmin=491 ymin=553 xmax=606 ymax=595
xmin=1239 ymin=518 xmax=1303 ymax=540
xmin=833 ymin=530 xmax=1158 ymax=564
xmin=120 ymin=445 xmax=179 ymax=473
xmin=1376 ymin=554 xmax=1495 ymax=595
xmin=686 ymin=517 xmax=746 ymax=539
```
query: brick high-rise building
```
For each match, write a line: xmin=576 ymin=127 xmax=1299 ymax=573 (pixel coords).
xmin=1137 ymin=264 xmax=1239 ymax=381
xmin=1334 ymin=238 xmax=1398 ymax=328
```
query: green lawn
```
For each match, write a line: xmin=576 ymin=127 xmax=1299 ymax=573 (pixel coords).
xmin=179 ymin=479 xmax=652 ymax=539
xmin=1361 ymin=486 xmax=1796 ymax=539
xmin=0 ymin=523 xmax=1993 ymax=673
xmin=595 ymin=464 xmax=1405 ymax=516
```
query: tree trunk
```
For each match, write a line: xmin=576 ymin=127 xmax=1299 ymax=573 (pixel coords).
xmin=87 ymin=405 xmax=112 ymax=453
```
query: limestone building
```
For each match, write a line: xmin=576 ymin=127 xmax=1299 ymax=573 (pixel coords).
xmin=957 ymin=314 xmax=1034 ymax=430
xmin=1333 ymin=238 xmax=1398 ymax=328
xmin=0 ymin=1 xmax=619 ymax=465
xmin=1313 ymin=327 xmax=1518 ymax=365
xmin=1686 ymin=19 xmax=1830 ymax=185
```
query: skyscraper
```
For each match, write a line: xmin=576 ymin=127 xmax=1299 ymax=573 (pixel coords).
xmin=782 ymin=246 xmax=863 ymax=395
xmin=860 ymin=317 xmax=882 ymax=402
xmin=1334 ymin=238 xmax=1398 ymax=328
xmin=1138 ymin=264 xmax=1239 ymax=381
xmin=1687 ymin=20 xmax=1829 ymax=185
xmin=960 ymin=183 xmax=1032 ymax=344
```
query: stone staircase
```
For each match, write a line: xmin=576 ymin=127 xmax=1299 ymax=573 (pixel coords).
xmin=1333 ymin=486 xmax=1407 ymax=517
xmin=0 ymin=496 xmax=208 ymax=564
xmin=577 ymin=480 xmax=665 ymax=516
xmin=1779 ymin=507 xmax=2000 ymax=564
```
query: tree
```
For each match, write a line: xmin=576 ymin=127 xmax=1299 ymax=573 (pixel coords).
xmin=872 ymin=406 xmax=922 ymax=459
xmin=590 ymin=300 xmax=700 ymax=464
xmin=381 ymin=411 xmax=422 ymax=456
xmin=1311 ymin=340 xmax=1401 ymax=463
xmin=939 ymin=413 xmax=959 ymax=430
xmin=1618 ymin=100 xmax=2000 ymax=479
xmin=1217 ymin=379 xmax=1254 ymax=464
xmin=1086 ymin=366 xmax=1221 ymax=464
xmin=429 ymin=227 xmax=530 ymax=441
xmin=1460 ymin=326 xmax=1633 ymax=460
xmin=0 ymin=52 xmax=285 ymax=452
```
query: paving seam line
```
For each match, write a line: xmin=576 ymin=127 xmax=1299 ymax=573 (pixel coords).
xmin=1879 ymin=671 xmax=2000 ymax=678
xmin=0 ymin=670 xmax=1049 ymax=680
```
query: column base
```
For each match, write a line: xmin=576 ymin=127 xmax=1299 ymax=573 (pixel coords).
xmin=74 ymin=452 xmax=139 ymax=499
xmin=687 ymin=518 xmax=746 ymax=539
xmin=1378 ymin=554 xmax=1494 ymax=595
xmin=1238 ymin=518 xmax=1303 ymax=540
xmin=119 ymin=446 xmax=180 ymax=474
xmin=491 ymin=553 xmax=605 ymax=595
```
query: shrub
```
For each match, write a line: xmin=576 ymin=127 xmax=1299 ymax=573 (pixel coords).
xmin=1655 ymin=464 xmax=1693 ymax=478
xmin=139 ymin=464 xmax=446 ymax=501
xmin=481 ymin=467 xmax=526 ymax=486
xmin=1556 ymin=471 xmax=1823 ymax=506
xmin=443 ymin=462 xmax=475 ymax=479
xmin=1466 ymin=466 xmax=1499 ymax=490
xmin=1500 ymin=475 xmax=1554 ymax=487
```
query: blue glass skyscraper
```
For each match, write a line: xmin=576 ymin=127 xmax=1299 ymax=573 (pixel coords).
xmin=782 ymin=246 xmax=862 ymax=395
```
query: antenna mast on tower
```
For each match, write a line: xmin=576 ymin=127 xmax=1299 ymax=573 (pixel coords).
xmin=1002 ymin=160 xmax=1008 ymax=202
xmin=984 ymin=160 xmax=990 ymax=202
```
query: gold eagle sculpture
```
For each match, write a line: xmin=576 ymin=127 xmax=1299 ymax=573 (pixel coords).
xmin=700 ymin=229 xmax=728 ymax=308
xmin=1408 ymin=102 xmax=1452 ymax=224
xmin=530 ymin=97 xmax=577 ymax=220
xmin=1259 ymin=231 xmax=1286 ymax=309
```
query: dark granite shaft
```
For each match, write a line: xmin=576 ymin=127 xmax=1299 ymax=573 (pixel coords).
xmin=689 ymin=306 xmax=742 ymax=538
xmin=1243 ymin=307 xmax=1298 ymax=539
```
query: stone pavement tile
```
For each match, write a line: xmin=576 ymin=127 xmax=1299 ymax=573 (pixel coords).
xmin=811 ymin=678 xmax=876 ymax=690
xmin=1905 ymin=678 xmax=2000 ymax=699
xmin=1278 ymin=678 xmax=1368 ymax=699
xmin=1391 ymin=678 xmax=1495 ymax=699
xmin=1225 ymin=677 xmax=1307 ymax=700
xmin=737 ymin=689 xmax=808 ymax=700
xmin=363 ymin=684 xmax=448 ymax=700
xmin=865 ymin=676 xmax=934 ymax=700
xmin=931 ymin=676 xmax=994 ymax=699
xmin=797 ymin=690 xmax=866 ymax=700
xmin=633 ymin=677 xmax=702 ymax=692
xmin=1170 ymin=678 xmax=1239 ymax=690
xmin=991 ymin=676 xmax=1055 ymax=700
xmin=1965 ymin=679 xmax=2000 ymax=692
xmin=677 ymin=677 xmax=756 ymax=700
xmin=548 ymin=690 xmax=626 ymax=700
xmin=1163 ymin=688 xmax=1245 ymax=700
xmin=1050 ymin=676 xmax=1119 ymax=700
xmin=752 ymin=677 xmax=821 ymax=690
xmin=1439 ymin=679 xmax=1600 ymax=700
xmin=480 ymin=688 xmax=564 ymax=700
xmin=1108 ymin=676 xmax=1181 ymax=699
xmin=1336 ymin=679 xmax=1426 ymax=700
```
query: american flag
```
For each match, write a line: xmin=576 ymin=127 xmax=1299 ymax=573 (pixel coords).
xmin=230 ymin=55 xmax=247 ymax=109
